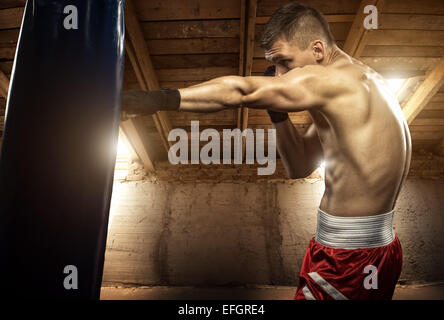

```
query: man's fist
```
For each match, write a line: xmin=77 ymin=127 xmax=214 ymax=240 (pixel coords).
xmin=264 ymin=65 xmax=276 ymax=77
xmin=121 ymin=89 xmax=181 ymax=119
xmin=263 ymin=66 xmax=289 ymax=124
xmin=122 ymin=90 xmax=156 ymax=118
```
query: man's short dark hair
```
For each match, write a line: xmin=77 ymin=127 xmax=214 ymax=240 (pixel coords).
xmin=260 ymin=2 xmax=335 ymax=50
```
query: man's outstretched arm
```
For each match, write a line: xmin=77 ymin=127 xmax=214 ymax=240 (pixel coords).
xmin=122 ymin=75 xmax=272 ymax=115
xmin=180 ymin=67 xmax=326 ymax=178
xmin=179 ymin=68 xmax=327 ymax=113
xmin=178 ymin=76 xmax=251 ymax=112
xmin=122 ymin=65 xmax=352 ymax=116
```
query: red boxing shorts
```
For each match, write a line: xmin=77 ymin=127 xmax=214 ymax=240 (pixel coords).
xmin=294 ymin=209 xmax=402 ymax=300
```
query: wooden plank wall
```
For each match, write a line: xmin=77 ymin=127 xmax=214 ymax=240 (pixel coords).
xmin=363 ymin=0 xmax=444 ymax=152
xmin=1 ymin=0 xmax=444 ymax=158
xmin=0 ymin=1 xmax=25 ymax=141
xmin=124 ymin=0 xmax=242 ymax=136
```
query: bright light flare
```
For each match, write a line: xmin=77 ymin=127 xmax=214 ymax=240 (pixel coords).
xmin=117 ymin=135 xmax=130 ymax=156
xmin=386 ymin=79 xmax=405 ymax=95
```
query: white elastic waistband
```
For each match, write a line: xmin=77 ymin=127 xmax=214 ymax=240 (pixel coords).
xmin=315 ymin=209 xmax=396 ymax=249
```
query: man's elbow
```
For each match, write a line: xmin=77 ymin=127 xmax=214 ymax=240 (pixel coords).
xmin=241 ymin=85 xmax=275 ymax=109
xmin=286 ymin=168 xmax=313 ymax=179
xmin=287 ymin=172 xmax=302 ymax=179
xmin=220 ymin=76 xmax=250 ymax=92
xmin=217 ymin=76 xmax=252 ymax=107
xmin=286 ymin=160 xmax=320 ymax=179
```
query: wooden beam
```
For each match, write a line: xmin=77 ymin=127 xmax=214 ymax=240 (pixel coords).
xmin=0 ymin=1 xmax=25 ymax=10
xmin=257 ymin=0 xmax=360 ymax=16
xmin=412 ymin=119 xmax=444 ymax=126
xmin=120 ymin=119 xmax=155 ymax=172
xmin=410 ymin=131 xmax=444 ymax=140
xmin=366 ymin=30 xmax=444 ymax=47
xmin=0 ymin=69 xmax=9 ymax=99
xmin=424 ymin=102 xmax=444 ymax=111
xmin=244 ymin=0 xmax=257 ymax=79
xmin=118 ymin=127 xmax=140 ymax=163
xmin=361 ymin=57 xmax=440 ymax=74
xmin=362 ymin=46 xmax=444 ymax=58
xmin=382 ymin=0 xmax=444 ymax=15
xmin=237 ymin=0 xmax=257 ymax=131
xmin=255 ymin=14 xmax=355 ymax=25
xmin=434 ymin=138 xmax=444 ymax=156
xmin=124 ymin=0 xmax=172 ymax=153
xmin=238 ymin=0 xmax=247 ymax=77
xmin=403 ymin=56 xmax=444 ymax=124
xmin=150 ymin=54 xmax=239 ymax=69
xmin=255 ymin=21 xmax=356 ymax=45
xmin=410 ymin=125 xmax=444 ymax=132
xmin=0 ymin=7 xmax=24 ymax=29
xmin=396 ymin=76 xmax=422 ymax=104
xmin=343 ymin=0 xmax=384 ymax=58
xmin=156 ymin=67 xmax=238 ymax=82
xmin=144 ymin=38 xmax=240 ymax=55
xmin=141 ymin=20 xmax=240 ymax=39
xmin=237 ymin=0 xmax=247 ymax=129
xmin=236 ymin=0 xmax=257 ymax=161
xmin=134 ymin=0 xmax=240 ymax=21
xmin=379 ymin=13 xmax=444 ymax=31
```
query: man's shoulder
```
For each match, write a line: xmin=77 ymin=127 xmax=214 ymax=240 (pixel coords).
xmin=320 ymin=62 xmax=371 ymax=110
xmin=283 ymin=63 xmax=357 ymax=88
xmin=329 ymin=59 xmax=371 ymax=83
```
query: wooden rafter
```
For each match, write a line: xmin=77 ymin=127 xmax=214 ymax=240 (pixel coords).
xmin=119 ymin=119 xmax=155 ymax=172
xmin=403 ymin=56 xmax=444 ymax=124
xmin=343 ymin=0 xmax=384 ymax=58
xmin=237 ymin=0 xmax=247 ymax=130
xmin=237 ymin=0 xmax=257 ymax=132
xmin=0 ymin=69 xmax=9 ymax=99
xmin=118 ymin=127 xmax=139 ymax=164
xmin=396 ymin=76 xmax=423 ymax=104
xmin=124 ymin=0 xmax=172 ymax=153
xmin=255 ymin=14 xmax=355 ymax=25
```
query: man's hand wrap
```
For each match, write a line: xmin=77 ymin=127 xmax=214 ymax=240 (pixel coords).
xmin=264 ymin=66 xmax=289 ymax=124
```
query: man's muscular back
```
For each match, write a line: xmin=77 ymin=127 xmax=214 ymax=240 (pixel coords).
xmin=312 ymin=57 xmax=411 ymax=217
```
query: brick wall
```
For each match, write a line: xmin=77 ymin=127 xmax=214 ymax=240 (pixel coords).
xmin=102 ymin=153 xmax=444 ymax=286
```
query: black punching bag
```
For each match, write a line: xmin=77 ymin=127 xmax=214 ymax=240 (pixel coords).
xmin=0 ymin=0 xmax=125 ymax=299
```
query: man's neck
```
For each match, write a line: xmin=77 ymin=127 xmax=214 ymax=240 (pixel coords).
xmin=322 ymin=45 xmax=348 ymax=66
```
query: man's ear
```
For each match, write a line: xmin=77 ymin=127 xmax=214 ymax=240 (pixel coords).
xmin=312 ymin=40 xmax=325 ymax=62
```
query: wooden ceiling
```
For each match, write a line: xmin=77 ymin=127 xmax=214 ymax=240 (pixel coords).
xmin=1 ymin=0 xmax=444 ymax=170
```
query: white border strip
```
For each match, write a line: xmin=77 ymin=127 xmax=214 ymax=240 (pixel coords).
xmin=302 ymin=285 xmax=316 ymax=300
xmin=308 ymin=272 xmax=348 ymax=300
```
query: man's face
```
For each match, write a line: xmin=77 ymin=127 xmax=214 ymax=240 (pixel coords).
xmin=264 ymin=37 xmax=318 ymax=76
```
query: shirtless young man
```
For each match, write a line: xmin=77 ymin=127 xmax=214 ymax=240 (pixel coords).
xmin=122 ymin=2 xmax=411 ymax=300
